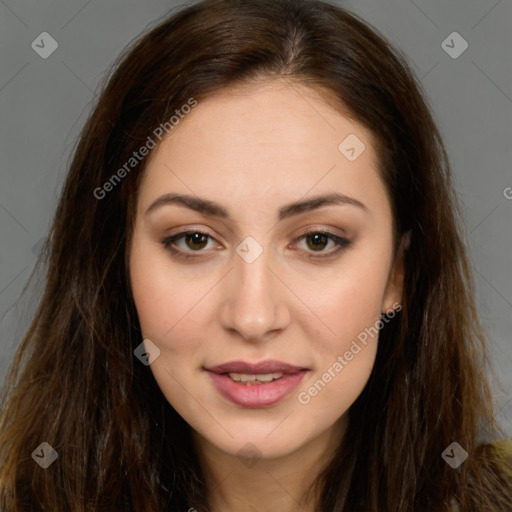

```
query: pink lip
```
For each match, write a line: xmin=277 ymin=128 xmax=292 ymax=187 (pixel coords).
xmin=204 ymin=360 xmax=309 ymax=408
xmin=205 ymin=359 xmax=307 ymax=375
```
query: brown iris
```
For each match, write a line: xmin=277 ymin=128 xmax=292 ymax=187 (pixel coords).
xmin=305 ymin=232 xmax=328 ymax=251
xmin=184 ymin=232 xmax=209 ymax=250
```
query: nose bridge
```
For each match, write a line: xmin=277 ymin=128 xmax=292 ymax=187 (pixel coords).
xmin=219 ymin=236 xmax=289 ymax=340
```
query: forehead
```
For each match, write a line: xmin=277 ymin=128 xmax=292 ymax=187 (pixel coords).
xmin=138 ymin=79 xmax=389 ymax=222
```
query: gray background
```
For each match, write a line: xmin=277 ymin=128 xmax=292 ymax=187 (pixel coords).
xmin=1 ymin=0 xmax=511 ymax=435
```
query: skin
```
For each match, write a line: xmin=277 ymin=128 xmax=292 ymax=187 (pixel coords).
xmin=129 ymin=79 xmax=406 ymax=512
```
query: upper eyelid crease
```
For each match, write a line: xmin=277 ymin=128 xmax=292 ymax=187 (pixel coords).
xmin=145 ymin=192 xmax=368 ymax=221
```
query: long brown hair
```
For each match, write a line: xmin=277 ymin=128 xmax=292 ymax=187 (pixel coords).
xmin=1 ymin=0 xmax=511 ymax=510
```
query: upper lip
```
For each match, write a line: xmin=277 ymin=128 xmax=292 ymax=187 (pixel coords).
xmin=205 ymin=360 xmax=308 ymax=375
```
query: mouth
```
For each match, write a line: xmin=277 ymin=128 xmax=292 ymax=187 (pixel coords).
xmin=205 ymin=359 xmax=308 ymax=375
xmin=204 ymin=360 xmax=309 ymax=407
xmin=224 ymin=371 xmax=286 ymax=385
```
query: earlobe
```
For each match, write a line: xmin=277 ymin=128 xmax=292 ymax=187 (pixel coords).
xmin=381 ymin=231 xmax=410 ymax=314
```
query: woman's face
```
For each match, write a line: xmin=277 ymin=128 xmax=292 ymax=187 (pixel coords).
xmin=129 ymin=80 xmax=404 ymax=460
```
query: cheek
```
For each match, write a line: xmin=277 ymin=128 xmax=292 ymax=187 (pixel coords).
xmin=292 ymin=254 xmax=389 ymax=410
xmin=129 ymin=244 xmax=212 ymax=407
xmin=297 ymin=341 xmax=378 ymax=430
xmin=295 ymin=278 xmax=382 ymax=418
xmin=129 ymin=238 xmax=217 ymax=344
xmin=294 ymin=257 xmax=389 ymax=352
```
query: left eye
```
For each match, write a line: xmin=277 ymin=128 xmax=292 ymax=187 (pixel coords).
xmin=293 ymin=230 xmax=352 ymax=258
xmin=162 ymin=231 xmax=218 ymax=254
xmin=162 ymin=230 xmax=351 ymax=259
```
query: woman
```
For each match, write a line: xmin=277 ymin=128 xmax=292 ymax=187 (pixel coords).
xmin=0 ymin=0 xmax=511 ymax=510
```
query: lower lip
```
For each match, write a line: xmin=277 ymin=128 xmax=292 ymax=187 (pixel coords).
xmin=207 ymin=371 xmax=308 ymax=408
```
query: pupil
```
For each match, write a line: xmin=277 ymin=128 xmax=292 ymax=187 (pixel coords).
xmin=307 ymin=233 xmax=327 ymax=251
xmin=186 ymin=233 xmax=207 ymax=250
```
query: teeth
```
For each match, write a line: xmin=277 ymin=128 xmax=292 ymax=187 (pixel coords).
xmin=228 ymin=372 xmax=283 ymax=384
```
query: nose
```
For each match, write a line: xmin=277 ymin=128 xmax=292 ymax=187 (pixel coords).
xmin=218 ymin=245 xmax=291 ymax=343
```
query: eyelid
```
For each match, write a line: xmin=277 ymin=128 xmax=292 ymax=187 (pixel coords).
xmin=161 ymin=226 xmax=352 ymax=260
xmin=294 ymin=225 xmax=349 ymax=241
xmin=291 ymin=228 xmax=352 ymax=259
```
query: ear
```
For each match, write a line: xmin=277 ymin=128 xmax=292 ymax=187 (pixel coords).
xmin=381 ymin=231 xmax=410 ymax=314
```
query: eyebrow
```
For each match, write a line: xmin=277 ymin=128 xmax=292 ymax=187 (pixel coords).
xmin=145 ymin=192 xmax=368 ymax=221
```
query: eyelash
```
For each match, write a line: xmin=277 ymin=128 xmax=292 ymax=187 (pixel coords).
xmin=162 ymin=229 xmax=352 ymax=261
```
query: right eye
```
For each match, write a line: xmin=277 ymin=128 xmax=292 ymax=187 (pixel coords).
xmin=162 ymin=230 xmax=222 ymax=259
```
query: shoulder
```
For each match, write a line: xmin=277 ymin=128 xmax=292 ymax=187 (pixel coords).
xmin=449 ymin=439 xmax=512 ymax=511
xmin=488 ymin=438 xmax=512 ymax=458
xmin=481 ymin=438 xmax=512 ymax=472
xmin=483 ymin=438 xmax=512 ymax=469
